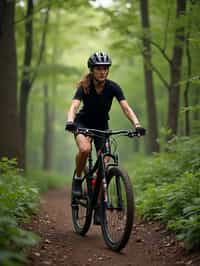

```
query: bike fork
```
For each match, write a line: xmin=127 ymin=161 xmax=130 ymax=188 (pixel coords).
xmin=102 ymin=177 xmax=108 ymax=203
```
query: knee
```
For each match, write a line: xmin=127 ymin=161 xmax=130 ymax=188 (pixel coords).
xmin=79 ymin=145 xmax=91 ymax=156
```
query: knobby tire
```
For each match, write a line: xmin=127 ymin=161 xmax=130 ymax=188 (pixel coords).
xmin=101 ymin=167 xmax=134 ymax=251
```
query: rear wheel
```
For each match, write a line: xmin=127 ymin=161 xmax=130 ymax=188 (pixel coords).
xmin=101 ymin=167 xmax=134 ymax=251
xmin=71 ymin=169 xmax=92 ymax=235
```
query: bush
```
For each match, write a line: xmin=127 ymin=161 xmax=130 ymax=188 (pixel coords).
xmin=0 ymin=158 xmax=40 ymax=266
xmin=126 ymin=136 xmax=200 ymax=250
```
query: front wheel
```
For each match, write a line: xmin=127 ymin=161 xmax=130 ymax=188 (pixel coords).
xmin=101 ymin=167 xmax=134 ymax=251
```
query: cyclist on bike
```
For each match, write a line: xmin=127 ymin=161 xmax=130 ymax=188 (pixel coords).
xmin=66 ymin=52 xmax=145 ymax=223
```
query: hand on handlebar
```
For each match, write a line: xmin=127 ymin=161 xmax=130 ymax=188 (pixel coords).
xmin=135 ymin=127 xmax=146 ymax=136
xmin=65 ymin=121 xmax=77 ymax=132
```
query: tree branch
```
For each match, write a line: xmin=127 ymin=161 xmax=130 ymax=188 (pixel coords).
xmin=150 ymin=39 xmax=172 ymax=65
xmin=148 ymin=59 xmax=170 ymax=90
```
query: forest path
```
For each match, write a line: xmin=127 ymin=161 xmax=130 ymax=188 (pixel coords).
xmin=27 ymin=188 xmax=200 ymax=266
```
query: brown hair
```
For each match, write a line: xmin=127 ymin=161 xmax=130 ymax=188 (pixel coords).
xmin=76 ymin=72 xmax=93 ymax=94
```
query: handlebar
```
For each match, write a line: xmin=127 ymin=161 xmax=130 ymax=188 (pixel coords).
xmin=76 ymin=128 xmax=144 ymax=138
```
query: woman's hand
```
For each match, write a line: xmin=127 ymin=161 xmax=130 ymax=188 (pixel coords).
xmin=65 ymin=121 xmax=77 ymax=132
xmin=135 ymin=126 xmax=146 ymax=136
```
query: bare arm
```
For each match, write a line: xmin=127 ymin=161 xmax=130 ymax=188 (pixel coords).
xmin=67 ymin=99 xmax=81 ymax=122
xmin=119 ymin=100 xmax=141 ymax=127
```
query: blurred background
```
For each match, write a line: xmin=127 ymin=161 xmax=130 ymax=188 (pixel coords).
xmin=1 ymin=0 xmax=199 ymax=177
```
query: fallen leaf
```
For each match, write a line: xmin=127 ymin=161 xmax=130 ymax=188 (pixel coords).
xmin=34 ymin=252 xmax=40 ymax=257
xmin=43 ymin=261 xmax=51 ymax=265
xmin=175 ymin=261 xmax=185 ymax=265
xmin=186 ymin=260 xmax=193 ymax=265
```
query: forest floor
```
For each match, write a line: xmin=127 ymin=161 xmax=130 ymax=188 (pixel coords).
xmin=27 ymin=188 xmax=200 ymax=266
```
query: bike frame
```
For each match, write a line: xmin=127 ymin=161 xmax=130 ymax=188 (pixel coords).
xmin=83 ymin=135 xmax=118 ymax=213
xmin=76 ymin=128 xmax=138 ymax=214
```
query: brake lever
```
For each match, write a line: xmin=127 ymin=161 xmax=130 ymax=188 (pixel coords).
xmin=128 ymin=131 xmax=139 ymax=138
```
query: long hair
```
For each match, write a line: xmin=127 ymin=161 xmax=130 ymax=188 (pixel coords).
xmin=76 ymin=72 xmax=93 ymax=94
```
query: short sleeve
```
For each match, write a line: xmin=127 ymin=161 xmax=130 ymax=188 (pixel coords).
xmin=73 ymin=87 xmax=83 ymax=100
xmin=113 ymin=83 xmax=126 ymax=102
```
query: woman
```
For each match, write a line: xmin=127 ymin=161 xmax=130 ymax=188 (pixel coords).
xmin=66 ymin=52 xmax=145 ymax=223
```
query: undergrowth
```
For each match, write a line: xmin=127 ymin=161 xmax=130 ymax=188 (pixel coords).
xmin=0 ymin=158 xmax=40 ymax=266
xmin=126 ymin=135 xmax=200 ymax=250
xmin=0 ymin=158 xmax=71 ymax=266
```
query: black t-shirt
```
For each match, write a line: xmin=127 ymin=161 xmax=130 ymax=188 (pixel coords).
xmin=73 ymin=79 xmax=125 ymax=129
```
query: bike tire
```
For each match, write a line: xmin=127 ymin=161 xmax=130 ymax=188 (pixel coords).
xmin=101 ymin=167 xmax=134 ymax=251
xmin=71 ymin=168 xmax=92 ymax=236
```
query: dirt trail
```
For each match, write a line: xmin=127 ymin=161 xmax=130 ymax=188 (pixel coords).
xmin=27 ymin=188 xmax=200 ymax=266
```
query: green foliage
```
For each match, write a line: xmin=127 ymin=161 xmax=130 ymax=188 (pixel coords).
xmin=126 ymin=136 xmax=200 ymax=250
xmin=27 ymin=170 xmax=70 ymax=193
xmin=18 ymin=64 xmax=81 ymax=79
xmin=0 ymin=158 xmax=40 ymax=266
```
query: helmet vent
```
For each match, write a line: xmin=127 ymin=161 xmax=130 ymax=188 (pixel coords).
xmin=87 ymin=52 xmax=112 ymax=68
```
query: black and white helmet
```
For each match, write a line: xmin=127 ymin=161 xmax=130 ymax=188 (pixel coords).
xmin=87 ymin=52 xmax=112 ymax=69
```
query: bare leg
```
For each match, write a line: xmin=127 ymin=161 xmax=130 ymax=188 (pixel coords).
xmin=75 ymin=134 xmax=91 ymax=177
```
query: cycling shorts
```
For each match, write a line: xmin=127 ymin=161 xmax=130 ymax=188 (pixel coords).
xmin=74 ymin=116 xmax=110 ymax=152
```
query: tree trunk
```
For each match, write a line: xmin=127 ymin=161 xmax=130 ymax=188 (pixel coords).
xmin=139 ymin=0 xmax=159 ymax=153
xmin=42 ymin=9 xmax=59 ymax=171
xmin=193 ymin=87 xmax=200 ymax=122
xmin=184 ymin=34 xmax=191 ymax=136
xmin=183 ymin=2 xmax=192 ymax=137
xmin=19 ymin=0 xmax=33 ymax=169
xmin=167 ymin=0 xmax=187 ymax=136
xmin=0 ymin=1 xmax=23 ymax=167
xmin=19 ymin=0 xmax=50 ymax=169
xmin=43 ymin=84 xmax=53 ymax=170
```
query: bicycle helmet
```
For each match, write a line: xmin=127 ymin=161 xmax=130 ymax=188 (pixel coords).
xmin=87 ymin=52 xmax=112 ymax=69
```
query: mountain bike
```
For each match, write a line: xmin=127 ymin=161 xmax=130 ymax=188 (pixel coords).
xmin=71 ymin=128 xmax=142 ymax=252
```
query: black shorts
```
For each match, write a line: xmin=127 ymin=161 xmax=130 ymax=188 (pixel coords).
xmin=74 ymin=115 xmax=109 ymax=152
